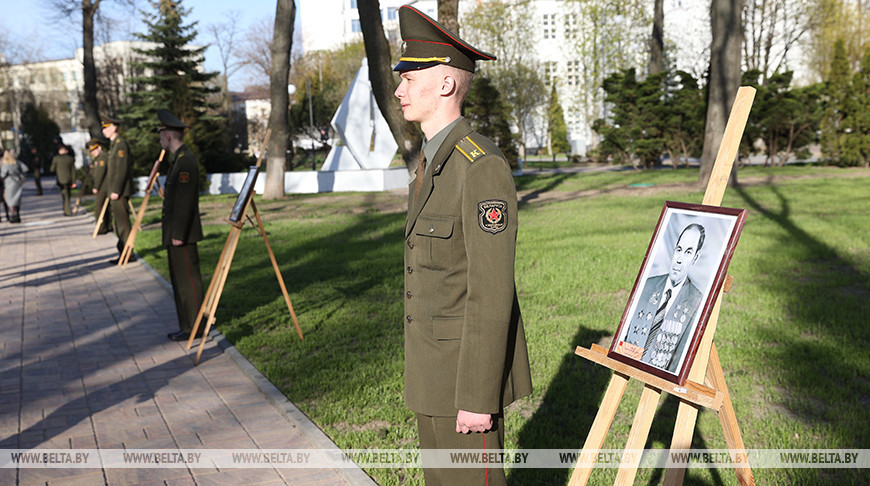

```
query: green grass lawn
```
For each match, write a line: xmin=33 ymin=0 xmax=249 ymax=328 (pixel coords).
xmin=129 ymin=165 xmax=870 ymax=485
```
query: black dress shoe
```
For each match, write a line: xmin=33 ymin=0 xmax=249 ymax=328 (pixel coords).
xmin=168 ymin=331 xmax=190 ymax=342
xmin=108 ymin=258 xmax=119 ymax=265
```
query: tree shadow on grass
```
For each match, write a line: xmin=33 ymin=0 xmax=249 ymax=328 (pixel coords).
xmin=509 ymin=327 xmax=609 ymax=485
xmin=729 ymin=182 xmax=869 ymax=483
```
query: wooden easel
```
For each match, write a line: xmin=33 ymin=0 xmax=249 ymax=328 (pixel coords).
xmin=119 ymin=151 xmax=166 ymax=268
xmin=186 ymin=130 xmax=303 ymax=364
xmin=92 ymin=198 xmax=110 ymax=238
xmin=569 ymin=87 xmax=757 ymax=486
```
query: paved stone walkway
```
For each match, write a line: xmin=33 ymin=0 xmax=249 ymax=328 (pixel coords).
xmin=0 ymin=179 xmax=375 ymax=486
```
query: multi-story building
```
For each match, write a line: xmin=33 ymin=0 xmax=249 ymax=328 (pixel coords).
xmin=0 ymin=40 xmax=152 ymax=161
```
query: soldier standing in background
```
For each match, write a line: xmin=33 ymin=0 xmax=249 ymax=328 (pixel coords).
xmin=101 ymin=115 xmax=133 ymax=264
xmin=88 ymin=138 xmax=113 ymax=234
xmin=49 ymin=145 xmax=75 ymax=216
xmin=157 ymin=109 xmax=205 ymax=343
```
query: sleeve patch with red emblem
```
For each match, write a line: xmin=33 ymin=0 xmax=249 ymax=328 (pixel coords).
xmin=118 ymin=150 xmax=125 ymax=157
xmin=178 ymin=171 xmax=190 ymax=183
xmin=478 ymin=199 xmax=507 ymax=234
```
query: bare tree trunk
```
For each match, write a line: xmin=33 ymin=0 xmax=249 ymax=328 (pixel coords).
xmin=438 ymin=0 xmax=460 ymax=34
xmin=648 ymin=0 xmax=665 ymax=75
xmin=699 ymin=0 xmax=744 ymax=187
xmin=82 ymin=0 xmax=103 ymax=139
xmin=263 ymin=0 xmax=294 ymax=199
xmin=358 ymin=0 xmax=422 ymax=171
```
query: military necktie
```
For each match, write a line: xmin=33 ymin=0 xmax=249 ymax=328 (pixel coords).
xmin=642 ymin=288 xmax=671 ymax=361
xmin=413 ymin=153 xmax=426 ymax=200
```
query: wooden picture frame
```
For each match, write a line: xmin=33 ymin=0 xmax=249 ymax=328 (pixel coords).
xmin=228 ymin=166 xmax=259 ymax=224
xmin=609 ymin=201 xmax=747 ymax=385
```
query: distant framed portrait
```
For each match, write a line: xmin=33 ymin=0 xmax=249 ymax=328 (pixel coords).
xmin=609 ymin=201 xmax=747 ymax=385
xmin=228 ymin=166 xmax=259 ymax=225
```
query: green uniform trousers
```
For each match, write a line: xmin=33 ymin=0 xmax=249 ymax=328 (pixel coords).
xmin=167 ymin=243 xmax=204 ymax=334
xmin=59 ymin=184 xmax=71 ymax=216
xmin=110 ymin=197 xmax=131 ymax=254
xmin=417 ymin=413 xmax=506 ymax=486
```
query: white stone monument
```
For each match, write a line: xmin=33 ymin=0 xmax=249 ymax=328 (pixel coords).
xmin=322 ymin=59 xmax=398 ymax=171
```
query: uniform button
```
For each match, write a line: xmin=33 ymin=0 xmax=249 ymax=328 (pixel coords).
xmin=407 ymin=266 xmax=413 ymax=274
xmin=406 ymin=291 xmax=412 ymax=299
xmin=407 ymin=241 xmax=415 ymax=249
xmin=406 ymin=315 xmax=413 ymax=323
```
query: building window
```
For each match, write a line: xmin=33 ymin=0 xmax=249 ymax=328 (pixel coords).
xmin=387 ymin=7 xmax=397 ymax=20
xmin=351 ymin=19 xmax=361 ymax=33
xmin=543 ymin=61 xmax=556 ymax=86
xmin=350 ymin=0 xmax=357 ymax=8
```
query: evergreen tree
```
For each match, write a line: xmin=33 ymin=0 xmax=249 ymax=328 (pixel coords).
xmin=546 ymin=85 xmax=570 ymax=155
xmin=464 ymin=75 xmax=519 ymax=169
xmin=19 ymin=103 xmax=60 ymax=165
xmin=123 ymin=0 xmax=246 ymax=175
xmin=820 ymin=39 xmax=852 ymax=163
xmin=592 ymin=68 xmax=668 ymax=169
xmin=842 ymin=48 xmax=870 ymax=167
xmin=662 ymin=70 xmax=705 ymax=167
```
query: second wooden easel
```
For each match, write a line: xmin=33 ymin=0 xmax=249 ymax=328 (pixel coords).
xmin=568 ymin=87 xmax=757 ymax=486
xmin=118 ymin=152 xmax=166 ymax=268
xmin=186 ymin=130 xmax=303 ymax=364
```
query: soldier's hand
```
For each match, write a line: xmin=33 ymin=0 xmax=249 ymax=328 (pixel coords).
xmin=110 ymin=193 xmax=119 ymax=200
xmin=171 ymin=238 xmax=184 ymax=246
xmin=456 ymin=410 xmax=492 ymax=434
xmin=92 ymin=189 xmax=98 ymax=194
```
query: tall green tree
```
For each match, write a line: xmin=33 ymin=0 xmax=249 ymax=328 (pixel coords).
xmin=742 ymin=69 xmax=822 ymax=166
xmin=662 ymin=70 xmax=705 ymax=167
xmin=592 ymin=68 xmax=668 ymax=169
xmin=546 ymin=85 xmax=570 ymax=155
xmin=123 ymin=0 xmax=243 ymax=175
xmin=841 ymin=47 xmax=870 ymax=167
xmin=464 ymin=75 xmax=518 ymax=167
xmin=820 ymin=38 xmax=851 ymax=162
xmin=19 ymin=103 xmax=60 ymax=164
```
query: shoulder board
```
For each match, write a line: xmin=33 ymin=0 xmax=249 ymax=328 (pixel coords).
xmin=455 ymin=135 xmax=486 ymax=163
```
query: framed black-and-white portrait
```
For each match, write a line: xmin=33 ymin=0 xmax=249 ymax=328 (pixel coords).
xmin=228 ymin=166 xmax=259 ymax=225
xmin=609 ymin=201 xmax=747 ymax=385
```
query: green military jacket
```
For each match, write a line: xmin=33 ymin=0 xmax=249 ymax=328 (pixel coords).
xmin=107 ymin=136 xmax=133 ymax=197
xmin=92 ymin=152 xmax=109 ymax=192
xmin=50 ymin=154 xmax=75 ymax=185
xmin=162 ymin=144 xmax=203 ymax=247
xmin=403 ymin=118 xmax=532 ymax=417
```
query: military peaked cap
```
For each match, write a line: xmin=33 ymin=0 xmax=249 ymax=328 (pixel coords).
xmin=101 ymin=115 xmax=122 ymax=127
xmin=157 ymin=109 xmax=189 ymax=132
xmin=393 ymin=5 xmax=496 ymax=73
xmin=86 ymin=137 xmax=108 ymax=151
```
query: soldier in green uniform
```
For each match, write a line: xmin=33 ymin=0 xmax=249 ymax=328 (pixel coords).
xmin=157 ymin=110 xmax=205 ymax=342
xmin=394 ymin=6 xmax=532 ymax=485
xmin=88 ymin=138 xmax=113 ymax=234
xmin=49 ymin=145 xmax=76 ymax=216
xmin=101 ymin=115 xmax=134 ymax=263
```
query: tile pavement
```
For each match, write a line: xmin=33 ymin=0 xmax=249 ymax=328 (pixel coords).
xmin=0 ymin=179 xmax=376 ymax=485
